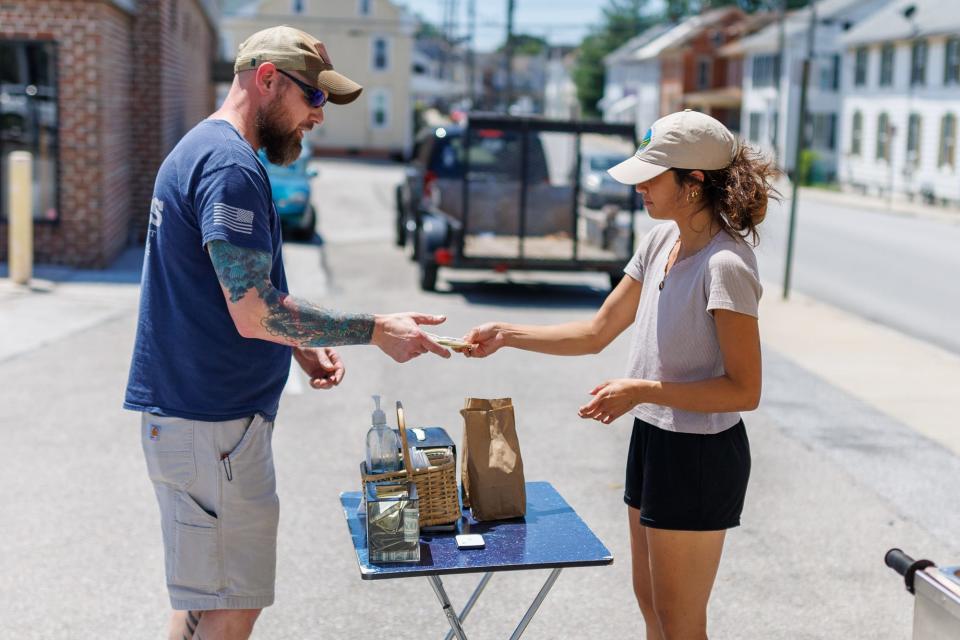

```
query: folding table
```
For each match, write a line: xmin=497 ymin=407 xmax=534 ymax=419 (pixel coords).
xmin=339 ymin=481 xmax=613 ymax=639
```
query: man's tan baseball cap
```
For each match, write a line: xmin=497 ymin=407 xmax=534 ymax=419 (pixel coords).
xmin=234 ymin=26 xmax=362 ymax=105
xmin=608 ymin=110 xmax=737 ymax=185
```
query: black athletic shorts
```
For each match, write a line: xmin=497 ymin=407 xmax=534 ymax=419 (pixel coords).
xmin=624 ymin=417 xmax=751 ymax=531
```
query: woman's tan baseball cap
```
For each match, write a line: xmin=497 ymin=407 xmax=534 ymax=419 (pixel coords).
xmin=234 ymin=26 xmax=362 ymax=105
xmin=608 ymin=110 xmax=737 ymax=185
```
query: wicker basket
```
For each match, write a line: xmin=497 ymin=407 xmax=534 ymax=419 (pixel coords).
xmin=360 ymin=401 xmax=460 ymax=527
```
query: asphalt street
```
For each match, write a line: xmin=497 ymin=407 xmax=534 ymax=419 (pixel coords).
xmin=2 ymin=159 xmax=959 ymax=638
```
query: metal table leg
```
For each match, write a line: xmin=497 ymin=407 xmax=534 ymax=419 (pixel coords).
xmin=428 ymin=575 xmax=470 ymax=640
xmin=509 ymin=568 xmax=563 ymax=640
xmin=443 ymin=572 xmax=494 ymax=640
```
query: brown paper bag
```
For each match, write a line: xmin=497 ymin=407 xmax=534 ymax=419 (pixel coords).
xmin=460 ymin=398 xmax=526 ymax=521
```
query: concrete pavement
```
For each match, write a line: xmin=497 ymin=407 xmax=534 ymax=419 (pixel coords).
xmin=2 ymin=159 xmax=959 ymax=638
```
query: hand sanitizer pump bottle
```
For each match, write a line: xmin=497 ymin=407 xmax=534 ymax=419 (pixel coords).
xmin=365 ymin=395 xmax=402 ymax=474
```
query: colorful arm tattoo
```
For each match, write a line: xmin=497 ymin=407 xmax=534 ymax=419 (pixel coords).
xmin=208 ymin=240 xmax=375 ymax=347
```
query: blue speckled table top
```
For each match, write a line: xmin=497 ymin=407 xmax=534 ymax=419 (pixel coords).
xmin=340 ymin=481 xmax=613 ymax=580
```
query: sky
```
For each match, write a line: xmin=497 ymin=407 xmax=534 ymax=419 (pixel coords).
xmin=396 ymin=0 xmax=608 ymax=51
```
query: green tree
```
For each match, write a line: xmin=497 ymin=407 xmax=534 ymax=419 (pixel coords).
xmin=497 ymin=34 xmax=549 ymax=56
xmin=573 ymin=0 xmax=652 ymax=117
xmin=665 ymin=0 xmax=810 ymax=20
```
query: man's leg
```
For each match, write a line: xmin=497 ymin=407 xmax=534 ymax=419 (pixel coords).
xmin=168 ymin=610 xmax=203 ymax=640
xmin=192 ymin=609 xmax=261 ymax=640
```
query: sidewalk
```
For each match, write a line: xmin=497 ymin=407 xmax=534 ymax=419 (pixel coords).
xmin=797 ymin=183 xmax=960 ymax=226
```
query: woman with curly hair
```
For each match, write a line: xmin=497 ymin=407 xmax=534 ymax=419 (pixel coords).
xmin=463 ymin=110 xmax=779 ymax=639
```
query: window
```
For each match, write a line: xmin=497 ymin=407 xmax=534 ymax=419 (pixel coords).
xmin=879 ymin=44 xmax=895 ymax=86
xmin=358 ymin=0 xmax=371 ymax=15
xmin=854 ymin=47 xmax=868 ymax=86
xmin=945 ymin=37 xmax=960 ymax=85
xmin=906 ymin=113 xmax=921 ymax=166
xmin=292 ymin=0 xmax=303 ymax=13
xmin=809 ymin=112 xmax=837 ymax=150
xmin=818 ymin=54 xmax=840 ymax=91
xmin=748 ymin=112 xmax=763 ymax=143
xmin=372 ymin=37 xmax=389 ymax=71
xmin=370 ymin=89 xmax=389 ymax=129
xmin=0 ymin=40 xmax=59 ymax=222
xmin=876 ymin=113 xmax=891 ymax=161
xmin=850 ymin=111 xmax=863 ymax=156
xmin=696 ymin=58 xmax=712 ymax=90
xmin=939 ymin=113 xmax=956 ymax=168
xmin=910 ymin=39 xmax=927 ymax=86
xmin=751 ymin=54 xmax=780 ymax=88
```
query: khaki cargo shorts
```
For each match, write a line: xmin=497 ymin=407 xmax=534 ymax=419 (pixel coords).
xmin=141 ymin=413 xmax=279 ymax=611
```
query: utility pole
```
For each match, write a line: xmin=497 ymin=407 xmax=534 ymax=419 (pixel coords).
xmin=467 ymin=0 xmax=476 ymax=106
xmin=783 ymin=0 xmax=817 ymax=300
xmin=439 ymin=0 xmax=449 ymax=84
xmin=504 ymin=0 xmax=516 ymax=112
xmin=773 ymin=0 xmax=787 ymax=160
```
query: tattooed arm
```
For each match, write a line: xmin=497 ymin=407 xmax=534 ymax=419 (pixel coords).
xmin=207 ymin=240 xmax=451 ymax=362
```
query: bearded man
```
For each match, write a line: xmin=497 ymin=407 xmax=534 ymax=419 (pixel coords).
xmin=124 ymin=26 xmax=451 ymax=640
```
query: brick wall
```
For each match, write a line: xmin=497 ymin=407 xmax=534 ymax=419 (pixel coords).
xmin=0 ymin=0 xmax=216 ymax=267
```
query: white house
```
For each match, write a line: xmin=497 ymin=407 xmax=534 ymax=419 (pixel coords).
xmin=736 ymin=0 xmax=891 ymax=180
xmin=599 ymin=24 xmax=673 ymax=130
xmin=221 ymin=0 xmax=416 ymax=158
xmin=838 ymin=0 xmax=960 ymax=204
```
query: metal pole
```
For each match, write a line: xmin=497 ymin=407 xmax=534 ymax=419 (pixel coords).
xmin=428 ymin=575 xmax=469 ymax=640
xmin=508 ymin=568 xmax=562 ymax=640
xmin=505 ymin=0 xmax=516 ymax=112
xmin=443 ymin=572 xmax=493 ymax=640
xmin=467 ymin=0 xmax=476 ymax=105
xmin=783 ymin=0 xmax=817 ymax=300
xmin=8 ymin=150 xmax=34 ymax=285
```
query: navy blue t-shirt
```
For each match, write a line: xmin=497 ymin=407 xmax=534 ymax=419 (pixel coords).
xmin=124 ymin=119 xmax=292 ymax=421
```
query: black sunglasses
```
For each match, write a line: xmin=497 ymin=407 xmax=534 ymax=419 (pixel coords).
xmin=277 ymin=69 xmax=328 ymax=108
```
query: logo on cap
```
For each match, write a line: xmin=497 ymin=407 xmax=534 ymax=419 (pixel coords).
xmin=637 ymin=127 xmax=653 ymax=154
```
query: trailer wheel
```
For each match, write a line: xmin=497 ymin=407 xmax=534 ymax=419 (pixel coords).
xmin=419 ymin=255 xmax=438 ymax=291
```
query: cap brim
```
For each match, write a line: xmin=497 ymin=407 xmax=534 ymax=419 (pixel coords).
xmin=316 ymin=69 xmax=363 ymax=105
xmin=607 ymin=156 xmax=669 ymax=185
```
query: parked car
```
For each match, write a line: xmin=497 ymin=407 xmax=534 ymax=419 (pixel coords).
xmin=580 ymin=151 xmax=638 ymax=210
xmin=259 ymin=145 xmax=317 ymax=241
xmin=395 ymin=122 xmax=551 ymax=254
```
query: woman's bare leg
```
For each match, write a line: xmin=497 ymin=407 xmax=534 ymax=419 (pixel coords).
xmin=646 ymin=527 xmax=726 ymax=640
xmin=628 ymin=507 xmax=664 ymax=640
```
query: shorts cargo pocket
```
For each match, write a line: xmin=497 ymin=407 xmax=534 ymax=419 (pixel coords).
xmin=142 ymin=418 xmax=197 ymax=490
xmin=172 ymin=491 xmax=220 ymax=590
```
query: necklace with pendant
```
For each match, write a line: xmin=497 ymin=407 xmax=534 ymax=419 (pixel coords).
xmin=659 ymin=238 xmax=681 ymax=291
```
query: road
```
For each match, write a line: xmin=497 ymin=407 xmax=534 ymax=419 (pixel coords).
xmin=2 ymin=159 xmax=959 ymax=638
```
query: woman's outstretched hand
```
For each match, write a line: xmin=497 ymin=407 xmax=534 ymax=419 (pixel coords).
xmin=462 ymin=323 xmax=507 ymax=358
xmin=579 ymin=379 xmax=646 ymax=424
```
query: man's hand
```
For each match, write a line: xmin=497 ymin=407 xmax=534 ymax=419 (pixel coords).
xmin=462 ymin=323 xmax=507 ymax=358
xmin=371 ymin=313 xmax=451 ymax=363
xmin=578 ymin=379 xmax=646 ymax=424
xmin=293 ymin=347 xmax=345 ymax=390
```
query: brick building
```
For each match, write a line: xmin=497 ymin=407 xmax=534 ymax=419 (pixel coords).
xmin=657 ymin=7 xmax=749 ymax=133
xmin=0 ymin=0 xmax=219 ymax=268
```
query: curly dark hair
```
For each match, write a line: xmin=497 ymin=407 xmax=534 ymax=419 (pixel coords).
xmin=672 ymin=142 xmax=781 ymax=246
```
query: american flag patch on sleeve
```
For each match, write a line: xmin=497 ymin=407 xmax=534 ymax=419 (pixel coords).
xmin=212 ymin=203 xmax=255 ymax=234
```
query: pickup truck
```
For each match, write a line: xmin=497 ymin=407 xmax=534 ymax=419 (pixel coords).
xmin=396 ymin=114 xmax=640 ymax=291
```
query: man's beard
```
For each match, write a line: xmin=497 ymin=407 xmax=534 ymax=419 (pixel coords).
xmin=255 ymin=95 xmax=302 ymax=166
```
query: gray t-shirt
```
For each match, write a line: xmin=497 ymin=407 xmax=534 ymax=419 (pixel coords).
xmin=623 ymin=222 xmax=762 ymax=434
